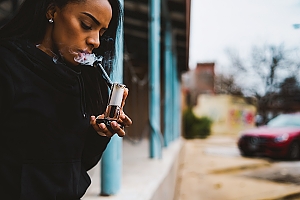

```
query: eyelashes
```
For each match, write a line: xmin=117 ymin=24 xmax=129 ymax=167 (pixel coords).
xmin=80 ymin=21 xmax=110 ymax=40
xmin=81 ymin=21 xmax=92 ymax=30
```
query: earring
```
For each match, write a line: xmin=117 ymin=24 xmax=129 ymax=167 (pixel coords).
xmin=48 ymin=18 xmax=54 ymax=23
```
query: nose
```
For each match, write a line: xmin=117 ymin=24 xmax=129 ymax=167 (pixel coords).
xmin=87 ymin=33 xmax=100 ymax=49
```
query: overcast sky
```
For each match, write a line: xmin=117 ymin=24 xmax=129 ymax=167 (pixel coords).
xmin=189 ymin=0 xmax=300 ymax=72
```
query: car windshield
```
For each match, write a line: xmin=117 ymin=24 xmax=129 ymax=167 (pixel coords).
xmin=267 ymin=114 xmax=300 ymax=128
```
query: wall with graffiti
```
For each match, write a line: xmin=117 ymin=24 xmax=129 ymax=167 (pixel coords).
xmin=193 ymin=94 xmax=256 ymax=135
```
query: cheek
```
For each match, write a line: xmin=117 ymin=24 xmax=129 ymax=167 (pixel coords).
xmin=53 ymin=17 xmax=82 ymax=50
xmin=52 ymin=19 xmax=85 ymax=64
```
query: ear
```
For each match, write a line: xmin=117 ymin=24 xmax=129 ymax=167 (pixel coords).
xmin=46 ymin=3 xmax=57 ymax=20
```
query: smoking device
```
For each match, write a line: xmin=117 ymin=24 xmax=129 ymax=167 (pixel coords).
xmin=93 ymin=61 xmax=126 ymax=133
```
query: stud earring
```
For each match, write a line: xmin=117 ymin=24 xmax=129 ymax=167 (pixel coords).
xmin=48 ymin=18 xmax=54 ymax=23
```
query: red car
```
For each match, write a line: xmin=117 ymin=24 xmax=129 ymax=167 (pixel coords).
xmin=237 ymin=113 xmax=300 ymax=160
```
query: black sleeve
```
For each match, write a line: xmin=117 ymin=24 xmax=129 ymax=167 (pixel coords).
xmin=80 ymin=62 xmax=110 ymax=171
xmin=81 ymin=126 xmax=111 ymax=171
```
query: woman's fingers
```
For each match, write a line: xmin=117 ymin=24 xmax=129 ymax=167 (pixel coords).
xmin=90 ymin=115 xmax=109 ymax=137
xmin=118 ymin=111 xmax=132 ymax=127
xmin=121 ymin=88 xmax=129 ymax=109
xmin=110 ymin=121 xmax=126 ymax=137
xmin=91 ymin=86 xmax=131 ymax=138
xmin=90 ymin=115 xmax=127 ymax=137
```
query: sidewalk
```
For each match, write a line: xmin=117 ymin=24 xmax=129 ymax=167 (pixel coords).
xmin=175 ymin=136 xmax=300 ymax=200
xmin=82 ymin=137 xmax=182 ymax=200
xmin=82 ymin=136 xmax=300 ymax=200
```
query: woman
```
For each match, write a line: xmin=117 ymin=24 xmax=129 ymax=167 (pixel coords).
xmin=0 ymin=0 xmax=132 ymax=199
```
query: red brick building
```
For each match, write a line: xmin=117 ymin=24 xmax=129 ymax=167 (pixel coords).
xmin=194 ymin=63 xmax=215 ymax=94
xmin=183 ymin=62 xmax=215 ymax=105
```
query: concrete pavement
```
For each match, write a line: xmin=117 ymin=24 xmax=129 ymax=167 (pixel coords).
xmin=175 ymin=136 xmax=300 ymax=200
xmin=82 ymin=135 xmax=300 ymax=200
xmin=82 ymin=138 xmax=182 ymax=200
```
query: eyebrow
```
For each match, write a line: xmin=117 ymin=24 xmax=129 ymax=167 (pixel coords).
xmin=81 ymin=12 xmax=100 ymax=26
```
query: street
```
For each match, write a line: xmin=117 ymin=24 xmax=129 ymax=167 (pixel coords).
xmin=174 ymin=136 xmax=300 ymax=200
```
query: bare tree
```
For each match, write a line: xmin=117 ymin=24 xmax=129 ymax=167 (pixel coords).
xmin=214 ymin=73 xmax=243 ymax=96
xmin=276 ymin=76 xmax=300 ymax=113
xmin=223 ymin=43 xmax=300 ymax=121
xmin=225 ymin=44 xmax=300 ymax=98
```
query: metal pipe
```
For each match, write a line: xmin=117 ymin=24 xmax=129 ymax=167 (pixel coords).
xmin=94 ymin=61 xmax=113 ymax=88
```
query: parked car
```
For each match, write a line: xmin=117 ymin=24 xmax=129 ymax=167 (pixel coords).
xmin=237 ymin=113 xmax=300 ymax=160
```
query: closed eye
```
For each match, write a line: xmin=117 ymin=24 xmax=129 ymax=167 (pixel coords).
xmin=81 ymin=22 xmax=92 ymax=30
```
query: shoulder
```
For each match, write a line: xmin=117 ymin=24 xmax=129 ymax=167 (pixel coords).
xmin=0 ymin=40 xmax=21 ymax=66
xmin=0 ymin=46 xmax=15 ymax=84
xmin=0 ymin=40 xmax=28 ymax=86
xmin=0 ymin=39 xmax=38 ymax=74
xmin=0 ymin=42 xmax=16 ymax=98
xmin=0 ymin=44 xmax=16 ymax=56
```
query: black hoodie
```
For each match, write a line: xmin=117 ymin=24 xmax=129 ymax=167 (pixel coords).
xmin=0 ymin=39 xmax=111 ymax=200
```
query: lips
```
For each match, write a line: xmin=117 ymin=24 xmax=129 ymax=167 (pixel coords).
xmin=75 ymin=50 xmax=92 ymax=61
xmin=78 ymin=49 xmax=92 ymax=54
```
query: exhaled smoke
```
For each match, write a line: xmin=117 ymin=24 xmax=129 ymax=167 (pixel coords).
xmin=74 ymin=53 xmax=103 ymax=66
xmin=74 ymin=52 xmax=113 ymax=87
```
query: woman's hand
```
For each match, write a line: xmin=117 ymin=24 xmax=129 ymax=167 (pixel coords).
xmin=90 ymin=88 xmax=132 ymax=137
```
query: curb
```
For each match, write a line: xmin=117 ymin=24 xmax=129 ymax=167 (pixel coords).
xmin=209 ymin=162 xmax=271 ymax=174
xmin=264 ymin=191 xmax=300 ymax=200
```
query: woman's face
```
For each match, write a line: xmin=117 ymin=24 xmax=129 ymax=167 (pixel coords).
xmin=42 ymin=0 xmax=112 ymax=66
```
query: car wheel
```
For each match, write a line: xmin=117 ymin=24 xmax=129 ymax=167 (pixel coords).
xmin=288 ymin=141 xmax=300 ymax=160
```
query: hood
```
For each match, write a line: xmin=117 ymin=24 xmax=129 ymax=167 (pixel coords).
xmin=241 ymin=126 xmax=300 ymax=137
xmin=0 ymin=39 xmax=81 ymax=85
xmin=0 ymin=38 xmax=90 ymax=118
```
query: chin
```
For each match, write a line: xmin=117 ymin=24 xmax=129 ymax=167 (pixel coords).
xmin=62 ymin=58 xmax=79 ymax=66
xmin=69 ymin=61 xmax=80 ymax=66
xmin=62 ymin=54 xmax=80 ymax=66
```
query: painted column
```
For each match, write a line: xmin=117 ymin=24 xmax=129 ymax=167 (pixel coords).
xmin=174 ymin=57 xmax=181 ymax=139
xmin=172 ymin=52 xmax=178 ymax=141
xmin=176 ymin=56 xmax=181 ymax=139
xmin=164 ymin=22 xmax=172 ymax=147
xmin=149 ymin=0 xmax=162 ymax=158
xmin=100 ymin=0 xmax=124 ymax=195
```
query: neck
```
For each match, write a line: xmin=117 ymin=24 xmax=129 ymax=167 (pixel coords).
xmin=36 ymin=43 xmax=57 ymax=58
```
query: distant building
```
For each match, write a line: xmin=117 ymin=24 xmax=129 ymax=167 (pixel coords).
xmin=182 ymin=62 xmax=257 ymax=135
xmin=182 ymin=62 xmax=215 ymax=106
xmin=193 ymin=94 xmax=256 ymax=135
xmin=193 ymin=63 xmax=215 ymax=94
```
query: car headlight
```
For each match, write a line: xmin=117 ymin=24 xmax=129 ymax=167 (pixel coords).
xmin=274 ymin=133 xmax=289 ymax=143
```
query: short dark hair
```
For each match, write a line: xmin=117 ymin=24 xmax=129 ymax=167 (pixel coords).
xmin=0 ymin=0 xmax=122 ymax=66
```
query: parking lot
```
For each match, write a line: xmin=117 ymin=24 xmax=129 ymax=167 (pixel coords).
xmin=175 ymin=136 xmax=300 ymax=200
